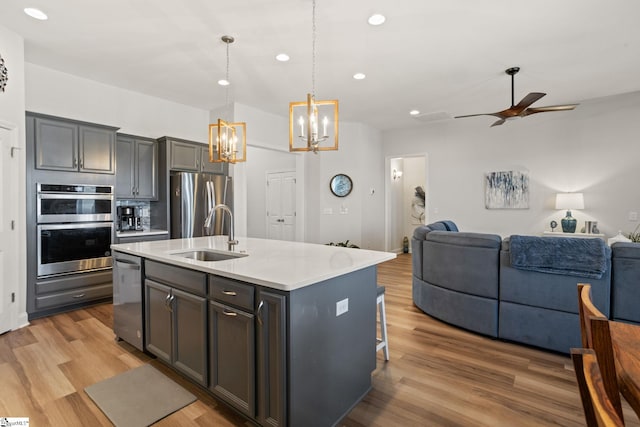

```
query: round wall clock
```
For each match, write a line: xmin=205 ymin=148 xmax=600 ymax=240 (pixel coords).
xmin=330 ymin=174 xmax=353 ymax=197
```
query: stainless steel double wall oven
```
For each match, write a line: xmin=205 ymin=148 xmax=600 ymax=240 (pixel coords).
xmin=36 ymin=183 xmax=114 ymax=277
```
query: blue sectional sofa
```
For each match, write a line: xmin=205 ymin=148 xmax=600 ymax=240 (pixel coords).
xmin=411 ymin=220 xmax=634 ymax=354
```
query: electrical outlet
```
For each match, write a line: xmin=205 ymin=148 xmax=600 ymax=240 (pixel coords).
xmin=336 ymin=298 xmax=349 ymax=316
xmin=629 ymin=211 xmax=638 ymax=221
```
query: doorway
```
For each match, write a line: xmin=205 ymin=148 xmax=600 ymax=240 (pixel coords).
xmin=266 ymin=171 xmax=296 ymax=241
xmin=386 ymin=154 xmax=427 ymax=253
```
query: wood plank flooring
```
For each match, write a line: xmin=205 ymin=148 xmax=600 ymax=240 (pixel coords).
xmin=0 ymin=253 xmax=637 ymax=426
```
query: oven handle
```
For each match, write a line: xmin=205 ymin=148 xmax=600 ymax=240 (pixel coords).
xmin=37 ymin=193 xmax=114 ymax=200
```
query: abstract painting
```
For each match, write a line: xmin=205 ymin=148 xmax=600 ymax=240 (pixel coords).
xmin=484 ymin=170 xmax=529 ymax=209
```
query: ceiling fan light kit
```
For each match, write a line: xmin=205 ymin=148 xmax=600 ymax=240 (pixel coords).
xmin=454 ymin=66 xmax=578 ymax=127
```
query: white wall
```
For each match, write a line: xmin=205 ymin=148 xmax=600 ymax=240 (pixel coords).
xmin=245 ymin=146 xmax=296 ymax=238
xmin=25 ymin=63 xmax=210 ymax=141
xmin=382 ymin=91 xmax=640 ymax=238
xmin=0 ymin=24 xmax=28 ymax=328
xmin=233 ymin=103 xmax=386 ymax=250
xmin=304 ymin=122 xmax=385 ymax=249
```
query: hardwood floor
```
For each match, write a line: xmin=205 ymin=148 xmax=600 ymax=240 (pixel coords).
xmin=0 ymin=253 xmax=637 ymax=426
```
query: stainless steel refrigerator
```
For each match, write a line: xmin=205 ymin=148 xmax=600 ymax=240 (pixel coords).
xmin=170 ymin=172 xmax=233 ymax=238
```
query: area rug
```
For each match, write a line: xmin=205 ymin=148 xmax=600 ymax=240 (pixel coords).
xmin=85 ymin=364 xmax=196 ymax=426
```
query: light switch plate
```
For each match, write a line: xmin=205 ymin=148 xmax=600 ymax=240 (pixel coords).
xmin=336 ymin=298 xmax=349 ymax=316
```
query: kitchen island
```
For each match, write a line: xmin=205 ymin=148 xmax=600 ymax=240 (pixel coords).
xmin=111 ymin=236 xmax=395 ymax=427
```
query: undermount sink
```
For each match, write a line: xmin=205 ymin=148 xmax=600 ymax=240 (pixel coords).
xmin=172 ymin=250 xmax=247 ymax=262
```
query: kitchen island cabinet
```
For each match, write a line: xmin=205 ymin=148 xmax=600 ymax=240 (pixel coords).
xmin=112 ymin=236 xmax=395 ymax=427
xmin=145 ymin=260 xmax=208 ymax=386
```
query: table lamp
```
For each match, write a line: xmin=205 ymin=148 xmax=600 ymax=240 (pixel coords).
xmin=555 ymin=193 xmax=584 ymax=233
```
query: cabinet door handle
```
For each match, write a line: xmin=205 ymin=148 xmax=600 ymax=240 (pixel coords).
xmin=80 ymin=159 xmax=84 ymax=168
xmin=73 ymin=158 xmax=78 ymax=168
xmin=72 ymin=293 xmax=86 ymax=299
xmin=222 ymin=290 xmax=237 ymax=296
xmin=257 ymin=300 xmax=264 ymax=326
xmin=222 ymin=309 xmax=238 ymax=317
xmin=164 ymin=293 xmax=172 ymax=310
xmin=115 ymin=259 xmax=140 ymax=270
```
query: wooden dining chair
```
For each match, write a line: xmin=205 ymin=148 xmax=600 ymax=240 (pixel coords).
xmin=571 ymin=348 xmax=625 ymax=427
xmin=577 ymin=283 xmax=624 ymax=422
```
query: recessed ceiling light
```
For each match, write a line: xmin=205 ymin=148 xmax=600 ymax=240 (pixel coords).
xmin=24 ymin=7 xmax=48 ymax=20
xmin=368 ymin=14 xmax=386 ymax=26
xmin=276 ymin=53 xmax=290 ymax=62
xmin=353 ymin=73 xmax=366 ymax=80
xmin=218 ymin=79 xmax=230 ymax=86
xmin=409 ymin=110 xmax=420 ymax=116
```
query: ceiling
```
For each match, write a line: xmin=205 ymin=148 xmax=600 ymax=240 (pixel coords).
xmin=2 ymin=0 xmax=640 ymax=131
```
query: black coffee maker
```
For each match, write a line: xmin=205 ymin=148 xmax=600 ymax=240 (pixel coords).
xmin=117 ymin=206 xmax=142 ymax=231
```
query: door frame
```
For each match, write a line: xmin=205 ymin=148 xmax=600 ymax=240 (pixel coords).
xmin=0 ymin=119 xmax=27 ymax=332
xmin=384 ymin=152 xmax=429 ymax=253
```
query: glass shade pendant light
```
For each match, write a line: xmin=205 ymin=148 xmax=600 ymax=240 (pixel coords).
xmin=209 ymin=35 xmax=247 ymax=164
xmin=289 ymin=0 xmax=338 ymax=153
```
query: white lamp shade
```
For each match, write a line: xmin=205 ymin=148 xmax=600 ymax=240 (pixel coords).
xmin=555 ymin=193 xmax=584 ymax=210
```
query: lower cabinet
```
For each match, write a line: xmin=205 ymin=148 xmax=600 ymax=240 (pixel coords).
xmin=256 ymin=291 xmax=287 ymax=427
xmin=143 ymin=260 xmax=287 ymax=426
xmin=145 ymin=278 xmax=208 ymax=386
xmin=209 ymin=300 xmax=255 ymax=417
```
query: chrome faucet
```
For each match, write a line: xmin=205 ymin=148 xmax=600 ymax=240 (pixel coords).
xmin=204 ymin=203 xmax=238 ymax=246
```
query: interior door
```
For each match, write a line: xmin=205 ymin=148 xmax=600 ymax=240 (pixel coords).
xmin=266 ymin=171 xmax=296 ymax=241
xmin=0 ymin=125 xmax=18 ymax=333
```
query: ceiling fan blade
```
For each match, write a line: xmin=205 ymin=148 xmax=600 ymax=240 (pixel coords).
xmin=523 ymin=104 xmax=579 ymax=116
xmin=491 ymin=119 xmax=506 ymax=127
xmin=454 ymin=112 xmax=504 ymax=119
xmin=513 ymin=92 xmax=546 ymax=111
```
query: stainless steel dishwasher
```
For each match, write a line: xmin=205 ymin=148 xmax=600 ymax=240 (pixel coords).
xmin=112 ymin=251 xmax=143 ymax=350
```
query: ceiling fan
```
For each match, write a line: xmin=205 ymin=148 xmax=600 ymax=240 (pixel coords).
xmin=454 ymin=67 xmax=578 ymax=127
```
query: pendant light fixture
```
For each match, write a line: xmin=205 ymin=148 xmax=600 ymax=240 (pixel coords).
xmin=209 ymin=35 xmax=247 ymax=164
xmin=289 ymin=0 xmax=338 ymax=153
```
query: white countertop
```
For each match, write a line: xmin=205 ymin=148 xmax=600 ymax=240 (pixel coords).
xmin=111 ymin=236 xmax=396 ymax=291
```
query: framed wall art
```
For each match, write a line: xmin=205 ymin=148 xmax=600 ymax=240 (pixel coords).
xmin=484 ymin=170 xmax=529 ymax=209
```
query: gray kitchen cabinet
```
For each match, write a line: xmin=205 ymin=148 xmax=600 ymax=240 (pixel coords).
xmin=168 ymin=138 xmax=227 ymax=174
xmin=257 ymin=290 xmax=287 ymax=427
xmin=209 ymin=300 xmax=255 ymax=417
xmin=34 ymin=116 xmax=116 ymax=174
xmin=31 ymin=269 xmax=113 ymax=320
xmin=144 ymin=261 xmax=208 ymax=386
xmin=116 ymin=135 xmax=158 ymax=199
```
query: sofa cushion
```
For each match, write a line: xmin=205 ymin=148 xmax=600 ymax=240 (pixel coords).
xmin=423 ymin=231 xmax=502 ymax=298
xmin=499 ymin=249 xmax=611 ymax=315
xmin=499 ymin=301 xmax=581 ymax=353
xmin=611 ymin=242 xmax=640 ymax=323
xmin=413 ymin=276 xmax=498 ymax=337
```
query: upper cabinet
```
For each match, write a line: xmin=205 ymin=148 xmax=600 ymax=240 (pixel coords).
xmin=34 ymin=116 xmax=116 ymax=174
xmin=167 ymin=138 xmax=227 ymax=175
xmin=116 ymin=135 xmax=158 ymax=200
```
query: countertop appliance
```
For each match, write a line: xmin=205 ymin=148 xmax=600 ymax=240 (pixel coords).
xmin=36 ymin=183 xmax=114 ymax=277
xmin=117 ymin=206 xmax=142 ymax=232
xmin=112 ymin=251 xmax=143 ymax=351
xmin=170 ymin=172 xmax=233 ymax=238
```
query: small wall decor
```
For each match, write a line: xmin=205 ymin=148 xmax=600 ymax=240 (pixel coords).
xmin=484 ymin=170 xmax=529 ymax=209
xmin=411 ymin=186 xmax=426 ymax=224
xmin=0 ymin=53 xmax=8 ymax=92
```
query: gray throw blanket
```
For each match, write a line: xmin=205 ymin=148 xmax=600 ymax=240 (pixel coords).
xmin=509 ymin=235 xmax=609 ymax=279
